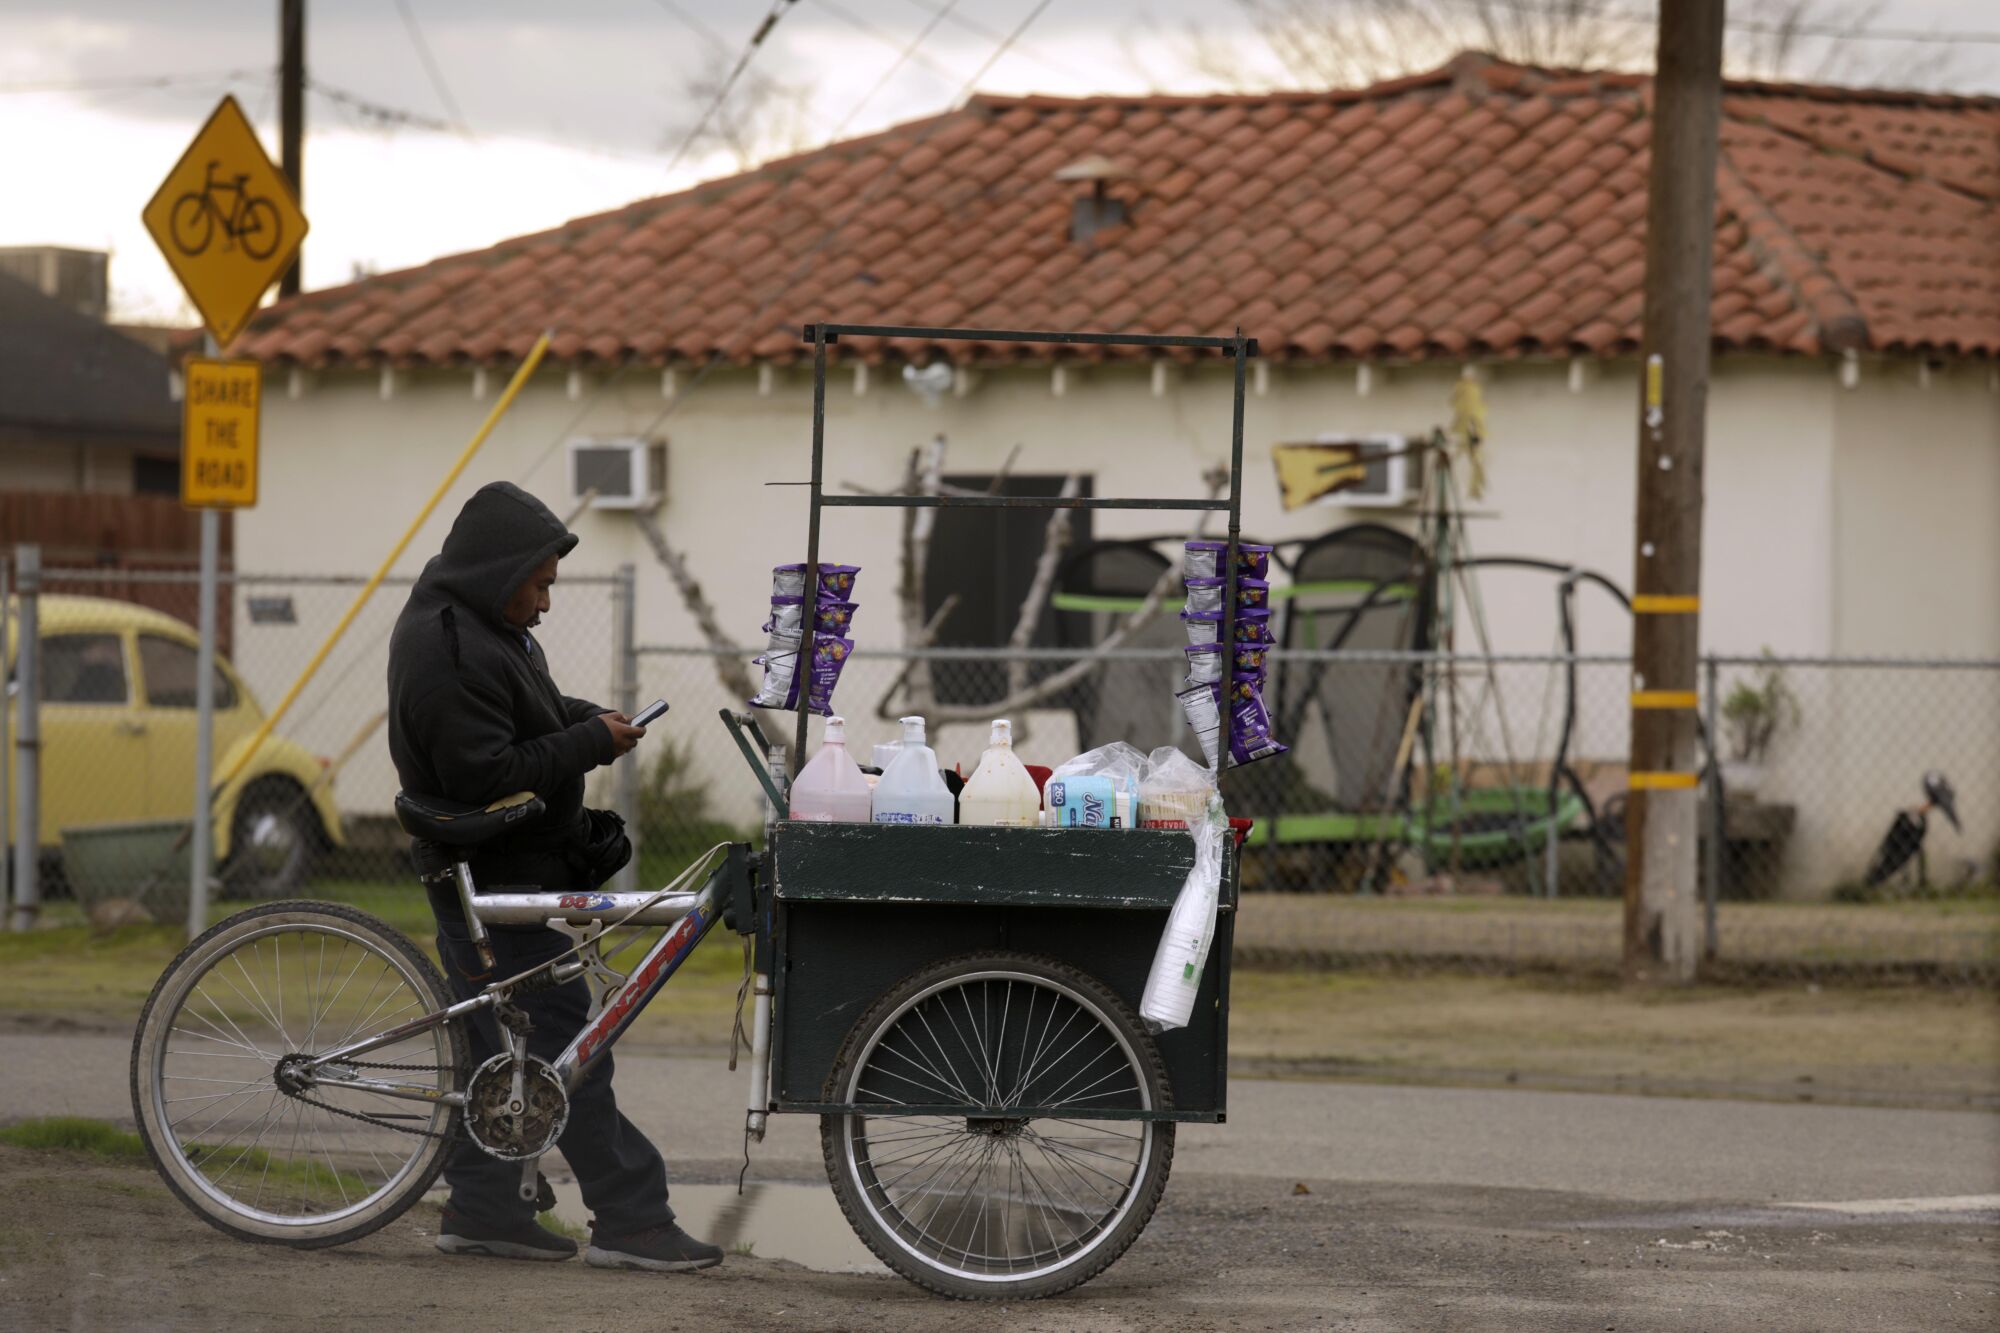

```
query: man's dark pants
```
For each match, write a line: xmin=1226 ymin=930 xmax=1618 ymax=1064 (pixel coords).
xmin=434 ymin=917 xmax=675 ymax=1234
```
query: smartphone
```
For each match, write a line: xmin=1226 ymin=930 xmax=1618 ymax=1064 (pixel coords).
xmin=631 ymin=698 xmax=670 ymax=728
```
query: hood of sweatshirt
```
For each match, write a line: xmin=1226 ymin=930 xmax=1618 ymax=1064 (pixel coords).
xmin=416 ymin=481 xmax=579 ymax=628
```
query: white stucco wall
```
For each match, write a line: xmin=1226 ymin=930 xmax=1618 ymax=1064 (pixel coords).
xmin=240 ymin=353 xmax=1996 ymax=894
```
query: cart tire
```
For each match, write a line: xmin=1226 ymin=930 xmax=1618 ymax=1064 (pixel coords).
xmin=131 ymin=900 xmax=466 ymax=1248
xmin=820 ymin=951 xmax=1174 ymax=1301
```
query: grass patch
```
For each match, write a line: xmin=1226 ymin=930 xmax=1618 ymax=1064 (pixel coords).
xmin=0 ymin=1115 xmax=372 ymax=1198
xmin=0 ymin=1116 xmax=146 ymax=1159
xmin=538 ymin=1211 xmax=591 ymax=1243
xmin=1227 ymin=970 xmax=2000 ymax=1100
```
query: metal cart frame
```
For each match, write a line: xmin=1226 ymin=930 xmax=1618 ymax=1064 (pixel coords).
xmin=725 ymin=321 xmax=1260 ymax=1127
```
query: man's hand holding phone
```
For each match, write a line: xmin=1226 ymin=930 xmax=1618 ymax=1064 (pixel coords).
xmin=599 ymin=699 xmax=668 ymax=758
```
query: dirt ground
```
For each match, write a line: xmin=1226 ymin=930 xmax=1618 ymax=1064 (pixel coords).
xmin=4 ymin=1144 xmax=1994 ymax=1333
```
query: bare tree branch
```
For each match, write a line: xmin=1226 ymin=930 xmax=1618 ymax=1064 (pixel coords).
xmin=632 ymin=510 xmax=758 ymax=708
xmin=1004 ymin=473 xmax=1082 ymax=700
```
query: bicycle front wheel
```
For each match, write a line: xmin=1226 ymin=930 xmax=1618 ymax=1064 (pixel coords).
xmin=238 ymin=197 xmax=282 ymax=261
xmin=130 ymin=901 xmax=467 ymax=1248
xmin=821 ymin=952 xmax=1175 ymax=1300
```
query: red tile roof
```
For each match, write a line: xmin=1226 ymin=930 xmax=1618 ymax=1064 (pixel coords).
xmin=238 ymin=53 xmax=2000 ymax=368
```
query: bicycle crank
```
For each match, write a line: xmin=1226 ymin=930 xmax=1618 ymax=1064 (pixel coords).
xmin=464 ymin=1053 xmax=569 ymax=1161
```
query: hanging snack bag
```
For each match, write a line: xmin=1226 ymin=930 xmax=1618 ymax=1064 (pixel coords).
xmin=1182 ymin=577 xmax=1228 ymax=615
xmin=749 ymin=636 xmax=802 ymax=709
xmin=773 ymin=562 xmax=862 ymax=601
xmin=804 ymin=635 xmax=853 ymax=716
xmin=1231 ymin=608 xmax=1275 ymax=644
xmin=1183 ymin=644 xmax=1227 ymax=685
xmin=1234 ymin=578 xmax=1271 ymax=610
xmin=815 ymin=601 xmax=860 ymax=635
xmin=1216 ymin=675 xmax=1288 ymax=766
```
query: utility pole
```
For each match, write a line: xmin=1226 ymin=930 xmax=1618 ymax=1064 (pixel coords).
xmin=278 ymin=0 xmax=305 ymax=297
xmin=1624 ymin=0 xmax=1726 ymax=984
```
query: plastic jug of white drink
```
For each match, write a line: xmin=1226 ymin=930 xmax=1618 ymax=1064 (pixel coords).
xmin=958 ymin=719 xmax=1042 ymax=826
xmin=788 ymin=715 xmax=874 ymax=822
xmin=871 ymin=716 xmax=955 ymax=825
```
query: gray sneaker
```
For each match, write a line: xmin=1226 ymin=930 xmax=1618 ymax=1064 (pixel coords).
xmin=585 ymin=1222 xmax=725 ymax=1273
xmin=435 ymin=1208 xmax=578 ymax=1261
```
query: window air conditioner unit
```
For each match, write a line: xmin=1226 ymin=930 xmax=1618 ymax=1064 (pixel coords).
xmin=1312 ymin=432 xmax=1415 ymax=507
xmin=568 ymin=438 xmax=666 ymax=511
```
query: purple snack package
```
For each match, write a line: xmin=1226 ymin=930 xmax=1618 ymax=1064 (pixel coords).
xmin=1232 ymin=608 xmax=1275 ymax=643
xmin=764 ymin=595 xmax=804 ymax=636
xmin=1183 ymin=643 xmax=1227 ymax=685
xmin=814 ymin=601 xmax=860 ymax=635
xmin=749 ymin=637 xmax=802 ymax=710
xmin=1212 ymin=676 xmax=1288 ymax=766
xmin=1234 ymin=578 xmax=1271 ymax=610
xmin=773 ymin=562 xmax=862 ymax=602
xmin=804 ymin=633 xmax=853 ymax=715
xmin=1232 ymin=644 xmax=1269 ymax=676
xmin=1181 ymin=610 xmax=1222 ymax=645
xmin=1183 ymin=577 xmax=1227 ymax=615
xmin=1183 ymin=540 xmax=1226 ymax=581
xmin=1231 ymin=543 xmax=1274 ymax=580
xmin=1183 ymin=539 xmax=1274 ymax=581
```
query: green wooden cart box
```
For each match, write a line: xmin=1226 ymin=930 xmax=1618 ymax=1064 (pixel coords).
xmin=764 ymin=821 xmax=1237 ymax=1123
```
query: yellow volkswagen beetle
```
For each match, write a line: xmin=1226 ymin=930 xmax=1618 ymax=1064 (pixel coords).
xmin=5 ymin=595 xmax=345 ymax=898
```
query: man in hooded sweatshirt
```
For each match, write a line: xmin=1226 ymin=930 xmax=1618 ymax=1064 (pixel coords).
xmin=388 ymin=480 xmax=722 ymax=1273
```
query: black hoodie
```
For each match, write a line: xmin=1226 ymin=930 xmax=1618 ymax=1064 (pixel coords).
xmin=387 ymin=482 xmax=615 ymax=855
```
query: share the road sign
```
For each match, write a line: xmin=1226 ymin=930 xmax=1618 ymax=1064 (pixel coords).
xmin=182 ymin=358 xmax=261 ymax=509
xmin=142 ymin=95 xmax=307 ymax=346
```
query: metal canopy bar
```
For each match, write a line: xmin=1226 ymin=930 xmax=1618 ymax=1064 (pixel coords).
xmin=824 ymin=495 xmax=1229 ymax=511
xmin=802 ymin=322 xmax=1260 ymax=356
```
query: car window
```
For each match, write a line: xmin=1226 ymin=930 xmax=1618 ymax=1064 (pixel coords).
xmin=138 ymin=634 xmax=238 ymax=710
xmin=41 ymin=634 xmax=130 ymax=704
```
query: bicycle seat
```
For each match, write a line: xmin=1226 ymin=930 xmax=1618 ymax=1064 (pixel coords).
xmin=394 ymin=790 xmax=544 ymax=846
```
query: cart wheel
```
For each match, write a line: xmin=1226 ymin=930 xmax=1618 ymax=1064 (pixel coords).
xmin=820 ymin=951 xmax=1174 ymax=1301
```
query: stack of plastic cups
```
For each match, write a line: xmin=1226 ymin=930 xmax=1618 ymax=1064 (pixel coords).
xmin=748 ymin=563 xmax=861 ymax=716
xmin=1174 ymin=541 xmax=1287 ymax=770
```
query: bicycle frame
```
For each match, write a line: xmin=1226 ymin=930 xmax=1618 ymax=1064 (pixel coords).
xmin=300 ymin=855 xmax=744 ymax=1111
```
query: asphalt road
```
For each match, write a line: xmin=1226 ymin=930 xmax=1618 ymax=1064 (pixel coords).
xmin=4 ymin=1029 xmax=1996 ymax=1330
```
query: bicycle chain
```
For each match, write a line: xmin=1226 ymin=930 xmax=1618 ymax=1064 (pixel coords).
xmin=283 ymin=1057 xmax=465 ymax=1142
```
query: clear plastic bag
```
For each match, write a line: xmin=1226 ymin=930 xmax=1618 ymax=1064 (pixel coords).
xmin=1140 ymin=793 xmax=1226 ymax=1032
xmin=1139 ymin=745 xmax=1214 ymax=828
xmin=1047 ymin=740 xmax=1148 ymax=828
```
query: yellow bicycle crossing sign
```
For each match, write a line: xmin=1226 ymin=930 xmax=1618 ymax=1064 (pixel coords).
xmin=142 ymin=95 xmax=307 ymax=346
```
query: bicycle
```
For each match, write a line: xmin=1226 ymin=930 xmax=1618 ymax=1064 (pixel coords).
xmin=169 ymin=160 xmax=282 ymax=261
xmin=130 ymin=712 xmax=1210 ymax=1301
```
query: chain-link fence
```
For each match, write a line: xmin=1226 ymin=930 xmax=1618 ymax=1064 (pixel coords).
xmin=4 ymin=562 xmax=628 ymax=921
xmin=7 ymin=562 xmax=1995 ymax=981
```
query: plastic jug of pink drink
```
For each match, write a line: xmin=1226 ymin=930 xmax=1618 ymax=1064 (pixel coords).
xmin=788 ymin=715 xmax=874 ymax=822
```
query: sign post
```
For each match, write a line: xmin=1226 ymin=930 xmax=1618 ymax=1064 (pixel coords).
xmin=145 ymin=96 xmax=301 ymax=937
xmin=180 ymin=352 xmax=261 ymax=935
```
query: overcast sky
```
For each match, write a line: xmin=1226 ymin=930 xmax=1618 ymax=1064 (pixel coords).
xmin=2 ymin=0 xmax=1992 ymax=324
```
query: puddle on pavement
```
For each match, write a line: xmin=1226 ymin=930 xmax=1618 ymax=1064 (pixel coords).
xmin=546 ymin=1178 xmax=887 ymax=1274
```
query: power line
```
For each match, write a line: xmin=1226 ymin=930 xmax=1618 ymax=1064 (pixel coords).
xmin=513 ymin=0 xmax=1057 ymax=487
xmin=896 ymin=0 xmax=1094 ymax=82
xmin=829 ymin=0 xmax=962 ymax=137
xmin=1429 ymin=0 xmax=2000 ymax=47
xmin=0 ymin=68 xmax=268 ymax=94
xmin=307 ymin=76 xmax=455 ymax=133
xmin=660 ymin=0 xmax=802 ymax=178
xmin=392 ymin=0 xmax=474 ymax=136
xmin=647 ymin=0 xmax=729 ymax=51
xmin=806 ymin=0 xmax=965 ymax=88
